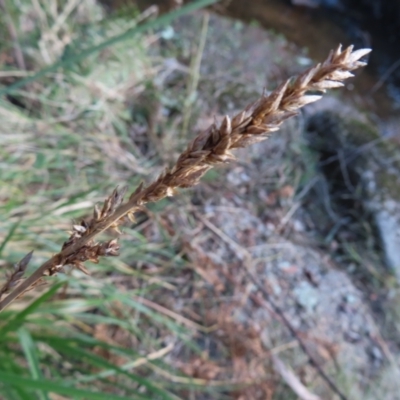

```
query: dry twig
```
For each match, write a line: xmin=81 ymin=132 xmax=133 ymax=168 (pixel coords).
xmin=196 ymin=213 xmax=348 ymax=400
xmin=245 ymin=267 xmax=348 ymax=400
xmin=0 ymin=44 xmax=371 ymax=311
xmin=272 ymin=355 xmax=321 ymax=400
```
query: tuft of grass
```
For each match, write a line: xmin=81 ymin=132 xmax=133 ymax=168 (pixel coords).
xmin=0 ymin=43 xmax=371 ymax=310
xmin=0 ymin=0 xmax=372 ymax=399
xmin=0 ymin=1 xmax=220 ymax=399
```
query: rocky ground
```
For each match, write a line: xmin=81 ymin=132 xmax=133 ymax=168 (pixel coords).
xmin=2 ymin=1 xmax=399 ymax=397
xmin=135 ymin=12 xmax=400 ymax=399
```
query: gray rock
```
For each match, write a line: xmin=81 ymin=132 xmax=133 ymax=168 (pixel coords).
xmin=368 ymin=198 xmax=400 ymax=279
xmin=306 ymin=98 xmax=400 ymax=281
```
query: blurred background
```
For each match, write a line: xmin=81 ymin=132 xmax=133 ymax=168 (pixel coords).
xmin=0 ymin=0 xmax=400 ymax=399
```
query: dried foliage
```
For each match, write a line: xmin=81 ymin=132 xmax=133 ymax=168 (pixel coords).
xmin=0 ymin=251 xmax=32 ymax=300
xmin=0 ymin=44 xmax=370 ymax=311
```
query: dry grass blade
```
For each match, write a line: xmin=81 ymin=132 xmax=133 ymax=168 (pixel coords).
xmin=0 ymin=251 xmax=33 ymax=300
xmin=0 ymin=44 xmax=371 ymax=311
xmin=272 ymin=355 xmax=321 ymax=400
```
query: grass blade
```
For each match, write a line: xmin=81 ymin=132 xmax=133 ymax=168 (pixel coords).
xmin=41 ymin=338 xmax=177 ymax=400
xmin=0 ymin=220 xmax=20 ymax=257
xmin=0 ymin=0 xmax=218 ymax=96
xmin=0 ymin=282 xmax=64 ymax=338
xmin=0 ymin=371 xmax=143 ymax=400
xmin=0 ymin=386 xmax=31 ymax=400
xmin=17 ymin=328 xmax=49 ymax=400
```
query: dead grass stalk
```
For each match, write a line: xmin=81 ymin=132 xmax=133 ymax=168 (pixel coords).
xmin=0 ymin=44 xmax=371 ymax=311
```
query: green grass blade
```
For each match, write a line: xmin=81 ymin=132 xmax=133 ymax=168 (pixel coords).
xmin=108 ymin=289 xmax=199 ymax=352
xmin=33 ymin=333 xmax=180 ymax=385
xmin=0 ymin=386 xmax=30 ymax=400
xmin=0 ymin=282 xmax=64 ymax=338
xmin=0 ymin=353 xmax=40 ymax=400
xmin=0 ymin=371 xmax=143 ymax=400
xmin=42 ymin=339 xmax=177 ymax=400
xmin=0 ymin=220 xmax=21 ymax=257
xmin=0 ymin=0 xmax=218 ymax=96
xmin=33 ymin=333 xmax=150 ymax=365
xmin=17 ymin=328 xmax=49 ymax=400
